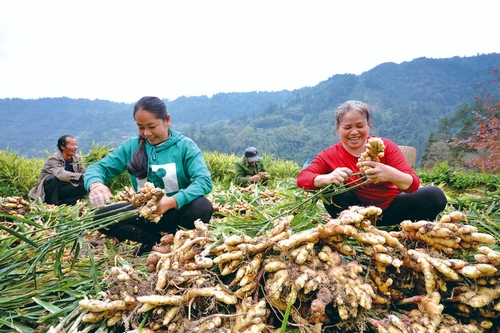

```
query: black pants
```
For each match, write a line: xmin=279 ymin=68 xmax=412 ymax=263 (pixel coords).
xmin=43 ymin=174 xmax=87 ymax=205
xmin=96 ymin=197 xmax=213 ymax=247
xmin=324 ymin=186 xmax=447 ymax=227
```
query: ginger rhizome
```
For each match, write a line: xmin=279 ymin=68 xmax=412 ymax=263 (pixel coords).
xmin=357 ymin=137 xmax=385 ymax=173
xmin=114 ymin=182 xmax=165 ymax=222
xmin=77 ymin=206 xmax=500 ymax=333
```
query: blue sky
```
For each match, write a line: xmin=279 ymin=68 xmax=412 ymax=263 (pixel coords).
xmin=0 ymin=0 xmax=498 ymax=103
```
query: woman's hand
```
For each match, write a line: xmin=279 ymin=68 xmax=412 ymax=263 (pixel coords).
xmin=360 ymin=161 xmax=413 ymax=190
xmin=154 ymin=196 xmax=178 ymax=216
xmin=313 ymin=167 xmax=353 ymax=187
xmin=89 ymin=183 xmax=112 ymax=207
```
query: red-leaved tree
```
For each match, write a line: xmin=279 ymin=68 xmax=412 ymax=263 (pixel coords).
xmin=450 ymin=68 xmax=499 ymax=173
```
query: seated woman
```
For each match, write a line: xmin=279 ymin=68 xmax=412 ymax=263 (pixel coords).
xmin=296 ymin=100 xmax=447 ymax=227
xmin=29 ymin=135 xmax=87 ymax=205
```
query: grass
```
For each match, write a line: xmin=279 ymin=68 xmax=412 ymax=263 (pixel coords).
xmin=0 ymin=200 xmax=142 ymax=332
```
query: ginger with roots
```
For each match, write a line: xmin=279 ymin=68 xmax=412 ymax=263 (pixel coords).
xmin=114 ymin=182 xmax=165 ymax=222
xmin=357 ymin=137 xmax=385 ymax=173
xmin=76 ymin=203 xmax=500 ymax=333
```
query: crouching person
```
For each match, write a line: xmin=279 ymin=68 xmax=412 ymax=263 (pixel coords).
xmin=29 ymin=135 xmax=87 ymax=205
xmin=84 ymin=96 xmax=214 ymax=255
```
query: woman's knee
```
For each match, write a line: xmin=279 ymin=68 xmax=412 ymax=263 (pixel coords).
xmin=177 ymin=197 xmax=214 ymax=225
xmin=193 ymin=197 xmax=213 ymax=222
xmin=422 ymin=186 xmax=447 ymax=211
xmin=324 ymin=191 xmax=359 ymax=218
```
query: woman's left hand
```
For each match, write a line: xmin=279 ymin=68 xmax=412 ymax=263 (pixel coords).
xmin=360 ymin=161 xmax=389 ymax=183
xmin=154 ymin=196 xmax=178 ymax=215
xmin=360 ymin=161 xmax=413 ymax=190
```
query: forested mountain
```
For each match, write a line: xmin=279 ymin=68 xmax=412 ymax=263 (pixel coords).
xmin=1 ymin=53 xmax=498 ymax=165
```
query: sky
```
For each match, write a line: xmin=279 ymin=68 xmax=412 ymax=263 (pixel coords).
xmin=0 ymin=0 xmax=499 ymax=104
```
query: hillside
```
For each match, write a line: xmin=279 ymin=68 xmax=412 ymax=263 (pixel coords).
xmin=0 ymin=53 xmax=498 ymax=165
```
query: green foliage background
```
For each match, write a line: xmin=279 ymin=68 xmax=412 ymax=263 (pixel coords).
xmin=1 ymin=53 xmax=499 ymax=167
xmin=1 ymin=147 xmax=497 ymax=201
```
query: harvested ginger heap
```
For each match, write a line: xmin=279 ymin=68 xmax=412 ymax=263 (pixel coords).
xmin=114 ymin=182 xmax=165 ymax=223
xmin=357 ymin=137 xmax=385 ymax=173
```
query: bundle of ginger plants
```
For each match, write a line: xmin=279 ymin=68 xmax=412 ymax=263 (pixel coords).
xmin=65 ymin=177 xmax=500 ymax=333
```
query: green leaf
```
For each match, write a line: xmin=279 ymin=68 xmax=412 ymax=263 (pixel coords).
xmin=32 ymin=297 xmax=61 ymax=314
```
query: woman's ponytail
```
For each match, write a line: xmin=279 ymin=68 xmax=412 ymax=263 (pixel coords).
xmin=127 ymin=138 xmax=148 ymax=179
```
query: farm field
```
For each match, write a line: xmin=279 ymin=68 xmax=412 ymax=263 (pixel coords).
xmin=0 ymin=150 xmax=499 ymax=333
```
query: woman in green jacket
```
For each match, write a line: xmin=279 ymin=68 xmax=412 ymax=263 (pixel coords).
xmin=84 ymin=96 xmax=213 ymax=254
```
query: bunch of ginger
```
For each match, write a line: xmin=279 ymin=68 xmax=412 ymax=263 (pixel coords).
xmin=75 ymin=202 xmax=500 ymax=333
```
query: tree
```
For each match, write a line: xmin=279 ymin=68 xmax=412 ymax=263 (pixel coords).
xmin=420 ymin=133 xmax=438 ymax=167
xmin=422 ymin=140 xmax=452 ymax=169
xmin=450 ymin=69 xmax=500 ymax=172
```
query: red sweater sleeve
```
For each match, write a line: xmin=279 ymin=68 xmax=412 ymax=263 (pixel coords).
xmin=382 ymin=139 xmax=420 ymax=192
xmin=297 ymin=142 xmax=354 ymax=190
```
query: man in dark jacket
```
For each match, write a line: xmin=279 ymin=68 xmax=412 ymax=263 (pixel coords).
xmin=234 ymin=147 xmax=269 ymax=186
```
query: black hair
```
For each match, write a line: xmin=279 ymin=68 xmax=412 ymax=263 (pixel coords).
xmin=126 ymin=97 xmax=168 ymax=179
xmin=57 ymin=135 xmax=74 ymax=152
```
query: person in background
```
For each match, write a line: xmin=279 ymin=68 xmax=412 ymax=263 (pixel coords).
xmin=296 ymin=100 xmax=447 ymax=227
xmin=29 ymin=135 xmax=87 ymax=205
xmin=234 ymin=146 xmax=269 ymax=186
xmin=84 ymin=96 xmax=213 ymax=254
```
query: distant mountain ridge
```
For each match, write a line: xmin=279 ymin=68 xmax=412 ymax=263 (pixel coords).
xmin=1 ymin=53 xmax=498 ymax=165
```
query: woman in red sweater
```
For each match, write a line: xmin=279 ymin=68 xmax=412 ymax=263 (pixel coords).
xmin=296 ymin=100 xmax=447 ymax=226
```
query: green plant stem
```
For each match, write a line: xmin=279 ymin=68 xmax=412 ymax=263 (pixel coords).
xmin=256 ymin=177 xmax=368 ymax=235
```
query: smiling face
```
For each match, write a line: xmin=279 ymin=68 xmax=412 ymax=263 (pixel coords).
xmin=61 ymin=137 xmax=78 ymax=160
xmin=336 ymin=110 xmax=370 ymax=156
xmin=134 ymin=109 xmax=170 ymax=145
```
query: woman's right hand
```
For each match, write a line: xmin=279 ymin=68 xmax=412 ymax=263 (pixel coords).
xmin=313 ymin=167 xmax=353 ymax=187
xmin=89 ymin=183 xmax=113 ymax=207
